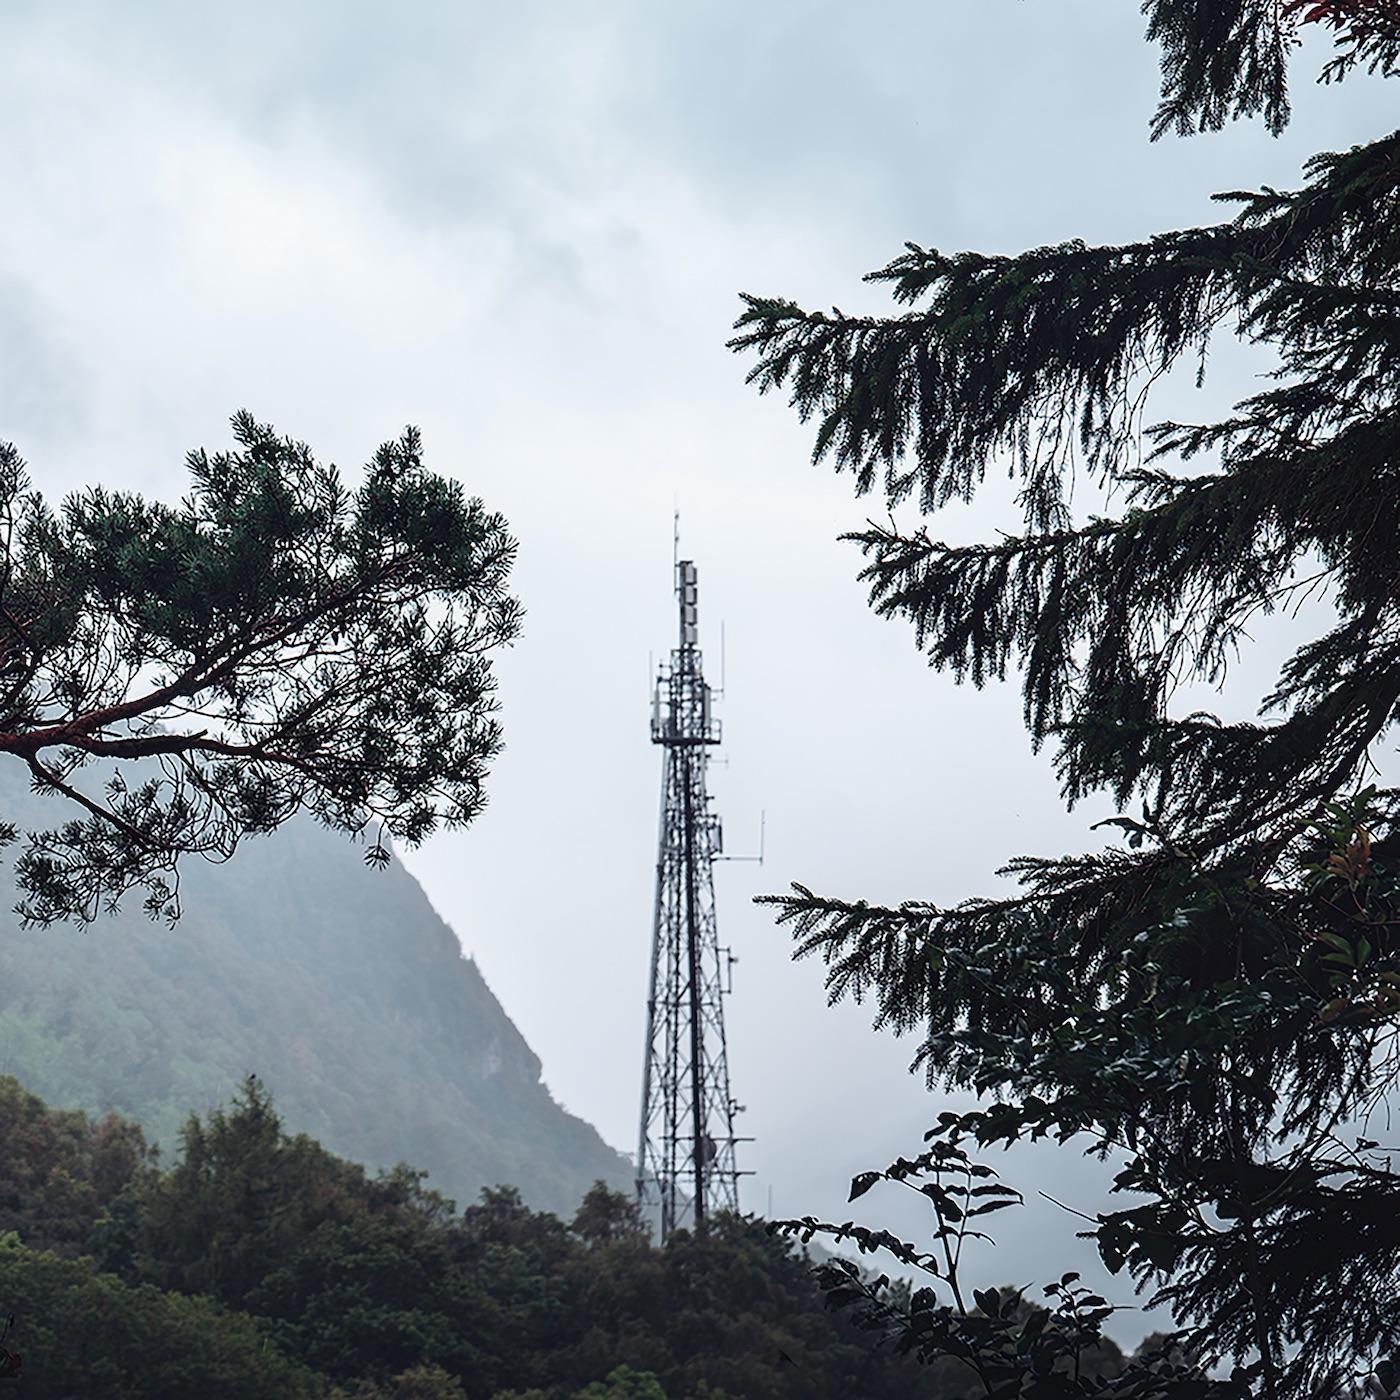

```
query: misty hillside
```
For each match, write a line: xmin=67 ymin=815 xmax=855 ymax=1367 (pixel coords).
xmin=0 ymin=765 xmax=631 ymax=1217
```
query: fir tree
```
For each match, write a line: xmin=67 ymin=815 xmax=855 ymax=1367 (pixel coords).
xmin=0 ymin=411 xmax=520 ymax=925
xmin=733 ymin=5 xmax=1400 ymax=1396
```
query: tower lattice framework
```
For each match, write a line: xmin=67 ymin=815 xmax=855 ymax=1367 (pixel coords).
xmin=636 ymin=558 xmax=742 ymax=1240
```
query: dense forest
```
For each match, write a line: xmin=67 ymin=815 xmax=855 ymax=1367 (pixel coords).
xmin=0 ymin=1073 xmax=1163 ymax=1398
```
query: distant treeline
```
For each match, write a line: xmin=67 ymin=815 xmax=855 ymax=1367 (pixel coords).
xmin=0 ymin=1072 xmax=1127 ymax=1399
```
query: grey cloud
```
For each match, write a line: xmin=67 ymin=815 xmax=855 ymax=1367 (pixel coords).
xmin=10 ymin=2 xmax=1392 ymax=296
xmin=0 ymin=279 xmax=90 ymax=444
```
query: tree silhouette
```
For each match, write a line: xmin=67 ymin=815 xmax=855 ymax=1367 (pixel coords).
xmin=733 ymin=4 xmax=1400 ymax=1395
xmin=0 ymin=411 xmax=520 ymax=925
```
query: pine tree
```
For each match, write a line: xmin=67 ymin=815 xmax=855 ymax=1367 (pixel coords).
xmin=0 ymin=411 xmax=520 ymax=925
xmin=732 ymin=5 xmax=1400 ymax=1396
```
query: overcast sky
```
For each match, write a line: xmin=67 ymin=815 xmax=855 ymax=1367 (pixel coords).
xmin=1 ymin=0 xmax=1395 ymax=1344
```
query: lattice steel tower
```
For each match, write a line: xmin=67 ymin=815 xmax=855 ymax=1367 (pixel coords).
xmin=636 ymin=557 xmax=743 ymax=1240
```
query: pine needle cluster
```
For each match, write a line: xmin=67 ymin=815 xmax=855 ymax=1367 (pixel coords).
xmin=0 ymin=413 xmax=521 ymax=925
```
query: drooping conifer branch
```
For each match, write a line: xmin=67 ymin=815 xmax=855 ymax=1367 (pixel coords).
xmin=736 ymin=5 xmax=1400 ymax=1387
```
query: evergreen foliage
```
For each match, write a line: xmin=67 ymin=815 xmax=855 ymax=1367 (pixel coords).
xmin=1144 ymin=1 xmax=1399 ymax=138
xmin=0 ymin=1077 xmax=985 ymax=1398
xmin=0 ymin=1075 xmax=149 ymax=1261
xmin=0 ymin=1230 xmax=323 ymax=1399
xmin=0 ymin=411 xmax=521 ymax=925
xmin=731 ymin=6 xmax=1400 ymax=1397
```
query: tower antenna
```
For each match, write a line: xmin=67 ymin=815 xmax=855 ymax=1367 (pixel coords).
xmin=636 ymin=550 xmax=747 ymax=1239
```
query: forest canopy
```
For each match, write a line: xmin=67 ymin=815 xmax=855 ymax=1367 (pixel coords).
xmin=0 ymin=1074 xmax=1081 ymax=1399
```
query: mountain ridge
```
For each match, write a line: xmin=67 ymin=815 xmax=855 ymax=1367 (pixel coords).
xmin=0 ymin=763 xmax=632 ymax=1217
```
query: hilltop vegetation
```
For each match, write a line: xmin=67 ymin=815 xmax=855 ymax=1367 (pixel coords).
xmin=0 ymin=1072 xmax=1080 ymax=1399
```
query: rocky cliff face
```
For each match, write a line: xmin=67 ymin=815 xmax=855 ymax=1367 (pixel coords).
xmin=0 ymin=768 xmax=631 ymax=1218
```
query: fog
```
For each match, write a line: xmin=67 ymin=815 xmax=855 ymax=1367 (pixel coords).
xmin=1 ymin=0 xmax=1394 ymax=1344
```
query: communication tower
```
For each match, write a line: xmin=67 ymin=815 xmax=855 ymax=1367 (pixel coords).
xmin=636 ymin=557 xmax=745 ymax=1240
